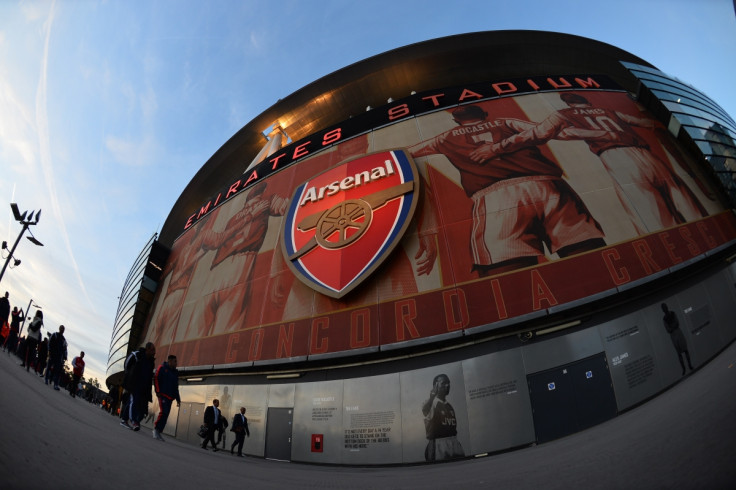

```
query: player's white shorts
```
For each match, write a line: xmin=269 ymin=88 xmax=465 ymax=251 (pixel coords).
xmin=425 ymin=436 xmax=465 ymax=461
xmin=600 ymin=146 xmax=704 ymax=232
xmin=471 ymin=175 xmax=604 ymax=265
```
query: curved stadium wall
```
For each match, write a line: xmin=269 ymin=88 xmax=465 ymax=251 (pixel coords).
xmin=119 ymin=31 xmax=736 ymax=464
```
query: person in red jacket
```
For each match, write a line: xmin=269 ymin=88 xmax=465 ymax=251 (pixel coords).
xmin=153 ymin=355 xmax=180 ymax=441
xmin=69 ymin=352 xmax=85 ymax=398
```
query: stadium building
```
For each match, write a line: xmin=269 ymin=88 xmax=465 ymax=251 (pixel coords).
xmin=107 ymin=31 xmax=736 ymax=464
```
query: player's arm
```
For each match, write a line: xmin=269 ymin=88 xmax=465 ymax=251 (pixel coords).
xmin=270 ymin=195 xmax=289 ymax=216
xmin=408 ymin=135 xmax=444 ymax=158
xmin=470 ymin=113 xmax=567 ymax=163
xmin=557 ymin=127 xmax=620 ymax=141
xmin=616 ymin=111 xmax=658 ymax=129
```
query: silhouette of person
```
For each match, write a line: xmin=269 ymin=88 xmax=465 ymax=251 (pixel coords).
xmin=230 ymin=407 xmax=250 ymax=457
xmin=0 ymin=291 xmax=10 ymax=329
xmin=22 ymin=309 xmax=42 ymax=371
xmin=5 ymin=306 xmax=22 ymax=354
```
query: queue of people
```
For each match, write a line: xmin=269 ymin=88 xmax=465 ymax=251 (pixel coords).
xmin=117 ymin=342 xmax=252 ymax=457
xmin=1 ymin=291 xmax=88 ymax=395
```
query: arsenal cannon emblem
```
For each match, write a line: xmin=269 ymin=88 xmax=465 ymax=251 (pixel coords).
xmin=282 ymin=149 xmax=420 ymax=298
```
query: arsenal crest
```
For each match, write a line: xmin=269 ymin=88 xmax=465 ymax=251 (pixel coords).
xmin=281 ymin=149 xmax=420 ymax=298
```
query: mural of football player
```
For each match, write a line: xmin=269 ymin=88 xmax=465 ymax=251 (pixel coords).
xmin=422 ymin=374 xmax=465 ymax=461
xmin=147 ymin=211 xmax=217 ymax=349
xmin=470 ymin=92 xmax=709 ymax=233
xmin=182 ymin=181 xmax=289 ymax=339
xmin=409 ymin=104 xmax=606 ymax=277
xmin=661 ymin=302 xmax=694 ymax=376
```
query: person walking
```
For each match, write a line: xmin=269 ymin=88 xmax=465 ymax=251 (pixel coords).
xmin=230 ymin=407 xmax=250 ymax=457
xmin=201 ymin=399 xmax=221 ymax=451
xmin=22 ymin=310 xmax=42 ymax=371
xmin=5 ymin=307 xmax=22 ymax=354
xmin=0 ymin=292 xmax=10 ymax=331
xmin=152 ymin=355 xmax=180 ymax=441
xmin=69 ymin=352 xmax=85 ymax=397
xmin=36 ymin=336 xmax=48 ymax=377
xmin=120 ymin=342 xmax=155 ymax=431
xmin=46 ymin=325 xmax=67 ymax=390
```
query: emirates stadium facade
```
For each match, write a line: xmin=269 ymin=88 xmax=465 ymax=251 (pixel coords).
xmin=107 ymin=31 xmax=736 ymax=464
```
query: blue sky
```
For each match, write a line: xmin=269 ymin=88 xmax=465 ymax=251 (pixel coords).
xmin=1 ymin=0 xmax=734 ymax=385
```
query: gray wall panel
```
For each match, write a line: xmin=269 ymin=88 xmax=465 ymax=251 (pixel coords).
xmin=268 ymin=383 xmax=295 ymax=408
xmin=677 ymin=284 xmax=725 ymax=364
xmin=342 ymin=374 xmax=403 ymax=465
xmin=598 ymin=312 xmax=663 ymax=411
xmin=179 ymin=382 xmax=207 ymax=403
xmin=400 ymin=362 xmax=469 ymax=464
xmin=230 ymin=384 xmax=268 ymax=457
xmin=641 ymin=298 xmax=694 ymax=388
xmin=292 ymin=380 xmax=344 ymax=463
xmin=462 ymin=349 xmax=535 ymax=454
xmin=522 ymin=327 xmax=604 ymax=374
xmin=707 ymin=268 xmax=736 ymax=343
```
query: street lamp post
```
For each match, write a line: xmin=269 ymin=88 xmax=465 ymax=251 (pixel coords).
xmin=19 ymin=300 xmax=41 ymax=337
xmin=0 ymin=203 xmax=43 ymax=284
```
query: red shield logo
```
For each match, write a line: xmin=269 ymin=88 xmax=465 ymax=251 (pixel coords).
xmin=281 ymin=149 xmax=419 ymax=298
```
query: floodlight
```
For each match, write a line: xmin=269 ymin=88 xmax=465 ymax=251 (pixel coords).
xmin=10 ymin=203 xmax=22 ymax=221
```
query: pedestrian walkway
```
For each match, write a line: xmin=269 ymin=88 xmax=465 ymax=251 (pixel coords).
xmin=1 ymin=340 xmax=734 ymax=489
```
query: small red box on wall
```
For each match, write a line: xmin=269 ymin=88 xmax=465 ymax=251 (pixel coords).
xmin=311 ymin=434 xmax=323 ymax=452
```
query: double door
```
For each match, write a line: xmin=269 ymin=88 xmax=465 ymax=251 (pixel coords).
xmin=527 ymin=353 xmax=618 ymax=443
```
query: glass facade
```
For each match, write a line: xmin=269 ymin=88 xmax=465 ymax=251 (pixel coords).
xmin=622 ymin=61 xmax=736 ymax=204
xmin=105 ymin=233 xmax=168 ymax=387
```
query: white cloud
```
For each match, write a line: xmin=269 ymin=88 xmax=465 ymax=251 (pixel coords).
xmin=104 ymin=133 xmax=158 ymax=167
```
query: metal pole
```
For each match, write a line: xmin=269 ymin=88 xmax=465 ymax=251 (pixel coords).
xmin=0 ymin=222 xmax=29 ymax=284
xmin=19 ymin=298 xmax=33 ymax=337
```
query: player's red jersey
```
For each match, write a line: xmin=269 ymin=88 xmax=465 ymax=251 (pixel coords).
xmin=412 ymin=119 xmax=563 ymax=196
xmin=496 ymin=107 xmax=646 ymax=156
xmin=554 ymin=107 xmax=646 ymax=155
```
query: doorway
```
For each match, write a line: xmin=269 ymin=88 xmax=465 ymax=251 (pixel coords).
xmin=527 ymin=353 xmax=618 ymax=443
xmin=265 ymin=407 xmax=293 ymax=461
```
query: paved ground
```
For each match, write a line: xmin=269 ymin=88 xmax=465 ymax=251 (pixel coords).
xmin=1 ymin=341 xmax=735 ymax=489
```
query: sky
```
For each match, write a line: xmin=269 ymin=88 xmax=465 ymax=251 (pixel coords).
xmin=1 ymin=0 xmax=734 ymax=386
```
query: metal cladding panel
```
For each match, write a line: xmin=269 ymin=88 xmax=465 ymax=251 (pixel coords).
xmin=676 ymin=283 xmax=726 ymax=364
xmin=640 ymin=297 xmax=697 ymax=389
xmin=291 ymin=380 xmax=344 ymax=463
xmin=179 ymin=382 xmax=208 ymax=403
xmin=709 ymin=266 xmax=736 ymax=343
xmin=341 ymin=374 xmax=403 ymax=465
xmin=268 ymin=383 xmax=296 ymax=408
xmin=400 ymin=362 xmax=470 ymax=464
xmin=231 ymin=384 xmax=269 ymax=457
xmin=522 ymin=327 xmax=604 ymax=375
xmin=462 ymin=349 xmax=535 ymax=454
xmin=598 ymin=311 xmax=664 ymax=411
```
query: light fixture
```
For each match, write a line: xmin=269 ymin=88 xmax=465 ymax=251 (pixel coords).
xmin=266 ymin=373 xmax=301 ymax=379
xmin=535 ymin=320 xmax=582 ymax=337
xmin=1 ymin=202 xmax=44 ymax=284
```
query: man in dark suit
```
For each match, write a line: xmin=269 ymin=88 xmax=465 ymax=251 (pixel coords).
xmin=201 ymin=399 xmax=221 ymax=451
xmin=230 ymin=406 xmax=250 ymax=457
